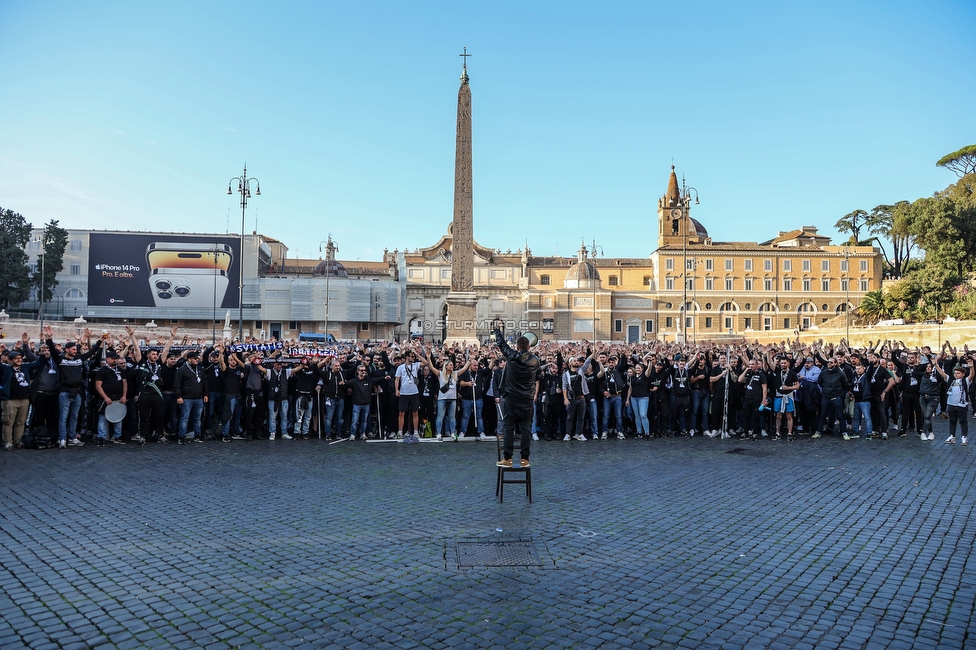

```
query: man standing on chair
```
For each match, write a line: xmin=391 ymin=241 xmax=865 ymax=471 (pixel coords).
xmin=494 ymin=327 xmax=541 ymax=468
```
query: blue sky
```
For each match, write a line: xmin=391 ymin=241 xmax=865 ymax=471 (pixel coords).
xmin=1 ymin=0 xmax=973 ymax=262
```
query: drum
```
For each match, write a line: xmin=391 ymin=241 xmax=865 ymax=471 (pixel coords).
xmin=105 ymin=401 xmax=127 ymax=423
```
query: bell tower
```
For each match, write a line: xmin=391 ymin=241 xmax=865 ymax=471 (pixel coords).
xmin=657 ymin=165 xmax=703 ymax=248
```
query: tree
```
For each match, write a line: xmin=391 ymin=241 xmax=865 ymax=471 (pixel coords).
xmin=865 ymin=202 xmax=916 ymax=278
xmin=31 ymin=220 xmax=69 ymax=302
xmin=908 ymin=188 xmax=976 ymax=279
xmin=856 ymin=290 xmax=892 ymax=323
xmin=0 ymin=208 xmax=32 ymax=310
xmin=937 ymin=144 xmax=976 ymax=178
xmin=834 ymin=209 xmax=870 ymax=245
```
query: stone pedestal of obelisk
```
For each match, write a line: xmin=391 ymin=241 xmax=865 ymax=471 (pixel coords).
xmin=445 ymin=55 xmax=481 ymax=347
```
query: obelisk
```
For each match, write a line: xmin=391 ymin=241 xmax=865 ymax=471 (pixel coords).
xmin=444 ymin=48 xmax=480 ymax=346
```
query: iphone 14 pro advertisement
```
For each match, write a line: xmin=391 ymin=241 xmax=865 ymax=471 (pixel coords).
xmin=87 ymin=233 xmax=241 ymax=308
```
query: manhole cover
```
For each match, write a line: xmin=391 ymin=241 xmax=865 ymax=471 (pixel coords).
xmin=457 ymin=540 xmax=544 ymax=567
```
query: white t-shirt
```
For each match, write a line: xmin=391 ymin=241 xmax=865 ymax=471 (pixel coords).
xmin=395 ymin=362 xmax=422 ymax=396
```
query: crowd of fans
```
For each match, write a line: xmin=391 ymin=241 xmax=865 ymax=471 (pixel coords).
xmin=1 ymin=326 xmax=974 ymax=451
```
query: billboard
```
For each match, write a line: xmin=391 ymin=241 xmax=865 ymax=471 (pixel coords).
xmin=88 ymin=233 xmax=241 ymax=309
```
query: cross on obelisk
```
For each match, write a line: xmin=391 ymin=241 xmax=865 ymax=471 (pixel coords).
xmin=444 ymin=47 xmax=479 ymax=345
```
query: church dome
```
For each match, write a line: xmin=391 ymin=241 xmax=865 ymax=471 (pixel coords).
xmin=313 ymin=259 xmax=348 ymax=278
xmin=690 ymin=218 xmax=708 ymax=239
xmin=566 ymin=260 xmax=600 ymax=283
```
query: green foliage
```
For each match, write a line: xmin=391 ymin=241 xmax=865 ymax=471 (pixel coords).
xmin=834 ymin=209 xmax=868 ymax=245
xmin=937 ymin=144 xmax=976 ymax=178
xmin=31 ymin=220 xmax=69 ymax=302
xmin=856 ymin=290 xmax=892 ymax=323
xmin=0 ymin=208 xmax=32 ymax=309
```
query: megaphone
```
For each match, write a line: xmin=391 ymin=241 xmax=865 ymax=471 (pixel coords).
xmin=523 ymin=332 xmax=539 ymax=347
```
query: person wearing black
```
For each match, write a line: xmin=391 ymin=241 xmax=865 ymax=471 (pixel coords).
xmin=768 ymin=356 xmax=800 ymax=441
xmin=708 ymin=354 xmax=733 ymax=437
xmin=218 ymin=350 xmax=245 ymax=441
xmin=689 ymin=356 xmax=710 ymax=436
xmin=174 ymin=350 xmax=209 ymax=444
xmin=241 ymin=354 xmax=267 ymax=440
xmin=94 ymin=349 xmax=127 ymax=446
xmin=346 ymin=364 xmax=375 ymax=440
xmin=539 ymin=361 xmax=564 ymax=440
xmin=815 ymin=356 xmax=851 ymax=438
xmin=159 ymin=353 xmax=181 ymax=437
xmin=292 ymin=356 xmax=323 ymax=439
xmin=44 ymin=325 xmax=102 ymax=447
xmin=601 ymin=355 xmax=626 ymax=439
xmin=266 ymin=358 xmax=291 ymax=440
xmin=918 ymin=361 xmax=941 ymax=441
xmin=129 ymin=327 xmax=176 ymax=445
xmin=0 ymin=351 xmax=38 ymax=450
xmin=738 ymin=358 xmax=768 ymax=440
xmin=494 ymin=328 xmax=541 ymax=468
xmin=865 ymin=352 xmax=895 ymax=439
xmin=19 ymin=332 xmax=59 ymax=434
xmin=894 ymin=350 xmax=924 ymax=438
xmin=204 ymin=349 xmax=224 ymax=439
xmin=562 ymin=354 xmax=592 ymax=442
xmin=648 ymin=359 xmax=672 ymax=436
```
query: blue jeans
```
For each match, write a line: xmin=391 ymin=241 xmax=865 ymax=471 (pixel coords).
xmin=436 ymin=399 xmax=456 ymax=436
xmin=179 ymin=398 xmax=205 ymax=439
xmin=459 ymin=399 xmax=483 ymax=435
xmin=206 ymin=391 xmax=224 ymax=432
xmin=294 ymin=393 xmax=316 ymax=436
xmin=222 ymin=395 xmax=242 ymax=437
xmin=323 ymin=396 xmax=345 ymax=436
xmin=58 ymin=391 xmax=82 ymax=442
xmin=587 ymin=398 xmax=599 ymax=436
xmin=631 ymin=396 xmax=650 ymax=435
xmin=852 ymin=401 xmax=872 ymax=436
xmin=691 ymin=391 xmax=710 ymax=431
xmin=268 ymin=400 xmax=289 ymax=435
xmin=350 ymin=403 xmax=370 ymax=437
xmin=602 ymin=395 xmax=623 ymax=432
xmin=97 ymin=413 xmax=122 ymax=441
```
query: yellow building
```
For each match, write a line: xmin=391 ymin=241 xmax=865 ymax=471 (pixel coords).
xmin=401 ymin=167 xmax=883 ymax=343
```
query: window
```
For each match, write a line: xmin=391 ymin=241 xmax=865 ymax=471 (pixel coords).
xmin=66 ymin=288 xmax=83 ymax=298
xmin=745 ymin=278 xmax=753 ymax=291
xmin=608 ymin=275 xmax=618 ymax=286
xmin=490 ymin=269 xmax=507 ymax=279
xmin=822 ymin=304 xmax=829 ymax=310
xmin=665 ymin=277 xmax=674 ymax=290
xmin=360 ymin=322 xmax=370 ymax=331
xmin=725 ymin=258 xmax=733 ymax=271
xmin=29 ymin=263 xmax=36 ymax=273
xmin=614 ymin=319 xmax=622 ymax=333
xmin=408 ymin=268 xmax=425 ymax=279
xmin=705 ymin=303 xmax=712 ymax=309
xmin=70 ymin=264 xmax=80 ymax=275
xmin=642 ymin=276 xmax=651 ymax=286
xmin=764 ymin=259 xmax=772 ymax=272
xmin=685 ymin=316 xmax=693 ymax=328
xmin=783 ymin=279 xmax=792 ymax=291
xmin=860 ymin=279 xmax=869 ymax=291
xmin=543 ymin=296 xmax=553 ymax=308
xmin=802 ymin=279 xmax=810 ymax=292
xmin=70 ymin=240 xmax=82 ymax=251
xmin=665 ymin=258 xmax=674 ymax=271
xmin=724 ymin=317 xmax=732 ymax=330
xmin=705 ymin=277 xmax=714 ymax=291
xmin=764 ymin=278 xmax=773 ymax=291
xmin=540 ymin=274 xmax=550 ymax=285
xmin=289 ymin=321 xmax=298 ymax=330
xmin=686 ymin=258 xmax=695 ymax=271
xmin=440 ymin=269 xmax=450 ymax=279
xmin=645 ymin=319 xmax=654 ymax=332
xmin=802 ymin=260 xmax=811 ymax=272
xmin=686 ymin=278 xmax=694 ymax=291
xmin=783 ymin=259 xmax=792 ymax=272
xmin=254 ymin=321 xmax=262 ymax=328
xmin=705 ymin=259 xmax=714 ymax=271
xmin=28 ymin=240 xmax=40 ymax=251
xmin=784 ymin=318 xmax=791 ymax=328
xmin=705 ymin=317 xmax=713 ymax=328
xmin=725 ymin=278 xmax=733 ymax=291
xmin=860 ymin=260 xmax=869 ymax=272
xmin=744 ymin=317 xmax=752 ymax=329
xmin=821 ymin=259 xmax=830 ymax=272
xmin=665 ymin=317 xmax=673 ymax=328
xmin=822 ymin=279 xmax=830 ymax=292
xmin=744 ymin=259 xmax=753 ymax=272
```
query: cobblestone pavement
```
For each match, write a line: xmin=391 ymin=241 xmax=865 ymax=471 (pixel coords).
xmin=2 ymin=417 xmax=976 ymax=650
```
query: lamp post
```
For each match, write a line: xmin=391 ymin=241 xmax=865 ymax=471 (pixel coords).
xmin=32 ymin=233 xmax=47 ymax=335
xmin=319 ymin=235 xmax=336 ymax=342
xmin=590 ymin=239 xmax=603 ymax=342
xmin=672 ymin=177 xmax=699 ymax=344
xmin=227 ymin=164 xmax=260 ymax=342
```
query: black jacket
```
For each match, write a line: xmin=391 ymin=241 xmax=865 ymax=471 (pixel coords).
xmin=495 ymin=331 xmax=541 ymax=402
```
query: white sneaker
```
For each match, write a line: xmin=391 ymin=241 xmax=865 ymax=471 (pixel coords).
xmin=479 ymin=433 xmax=487 ymax=440
xmin=68 ymin=438 xmax=84 ymax=447
xmin=282 ymin=433 xmax=293 ymax=440
xmin=881 ymin=432 xmax=888 ymax=440
xmin=963 ymin=436 xmax=969 ymax=446
xmin=269 ymin=433 xmax=276 ymax=440
xmin=811 ymin=432 xmax=821 ymax=439
xmin=349 ymin=434 xmax=357 ymax=441
xmin=58 ymin=438 xmax=67 ymax=449
xmin=532 ymin=433 xmax=539 ymax=441
xmin=721 ymin=431 xmax=731 ymax=439
xmin=574 ymin=434 xmax=586 ymax=441
xmin=843 ymin=433 xmax=850 ymax=441
xmin=458 ymin=432 xmax=465 ymax=439
xmin=435 ymin=434 xmax=442 ymax=440
xmin=928 ymin=432 xmax=935 ymax=441
xmin=760 ymin=430 xmax=768 ymax=437
xmin=617 ymin=432 xmax=625 ymax=440
xmin=947 ymin=435 xmax=956 ymax=444
xmin=563 ymin=434 xmax=571 ymax=441
xmin=600 ymin=432 xmax=608 ymax=440
xmin=920 ymin=433 xmax=928 ymax=441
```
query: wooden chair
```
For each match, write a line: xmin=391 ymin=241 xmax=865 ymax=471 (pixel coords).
xmin=495 ymin=432 xmax=532 ymax=503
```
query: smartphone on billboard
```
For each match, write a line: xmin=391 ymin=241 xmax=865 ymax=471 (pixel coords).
xmin=150 ymin=267 xmax=230 ymax=309
xmin=147 ymin=242 xmax=233 ymax=272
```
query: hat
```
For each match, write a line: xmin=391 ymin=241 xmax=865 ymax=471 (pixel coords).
xmin=105 ymin=349 xmax=120 ymax=359
xmin=674 ymin=354 xmax=682 ymax=361
xmin=7 ymin=350 xmax=22 ymax=359
xmin=804 ymin=357 xmax=814 ymax=363
xmin=64 ymin=341 xmax=78 ymax=350
xmin=210 ymin=350 xmax=220 ymax=357
xmin=186 ymin=351 xmax=200 ymax=360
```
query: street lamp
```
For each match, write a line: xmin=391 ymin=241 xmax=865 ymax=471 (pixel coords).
xmin=319 ymin=235 xmax=337 ymax=342
xmin=842 ymin=243 xmax=851 ymax=342
xmin=590 ymin=239 xmax=603 ymax=342
xmin=670 ymin=177 xmax=699 ymax=344
xmin=33 ymin=234 xmax=46 ymax=335
xmin=227 ymin=164 xmax=260 ymax=342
